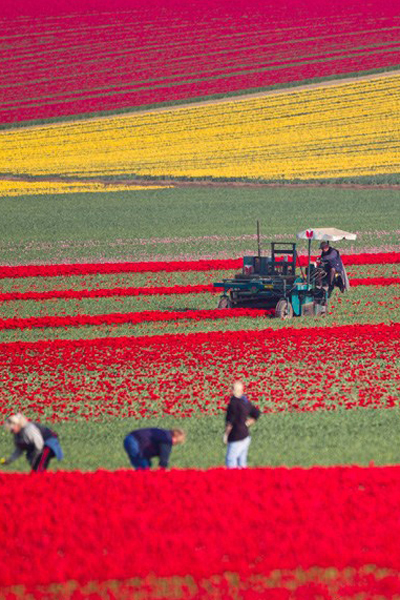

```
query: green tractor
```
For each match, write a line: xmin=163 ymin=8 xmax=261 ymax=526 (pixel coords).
xmin=213 ymin=225 xmax=356 ymax=319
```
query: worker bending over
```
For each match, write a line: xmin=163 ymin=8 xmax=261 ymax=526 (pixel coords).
xmin=124 ymin=427 xmax=185 ymax=470
xmin=1 ymin=413 xmax=63 ymax=472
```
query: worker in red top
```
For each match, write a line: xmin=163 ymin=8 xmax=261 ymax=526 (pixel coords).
xmin=224 ymin=381 xmax=260 ymax=468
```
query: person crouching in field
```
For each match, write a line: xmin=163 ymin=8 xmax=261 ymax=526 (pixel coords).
xmin=0 ymin=414 xmax=63 ymax=472
xmin=124 ymin=427 xmax=185 ymax=470
xmin=224 ymin=381 xmax=260 ymax=468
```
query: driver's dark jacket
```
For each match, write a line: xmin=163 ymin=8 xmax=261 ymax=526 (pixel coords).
xmin=320 ymin=247 xmax=344 ymax=273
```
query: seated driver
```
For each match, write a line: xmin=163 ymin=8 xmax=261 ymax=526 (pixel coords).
xmin=317 ymin=241 xmax=348 ymax=292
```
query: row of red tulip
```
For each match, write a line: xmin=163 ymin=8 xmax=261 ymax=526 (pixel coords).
xmin=0 ymin=277 xmax=398 ymax=302
xmin=1 ymin=252 xmax=399 ymax=279
xmin=0 ymin=284 xmax=216 ymax=302
xmin=0 ymin=308 xmax=272 ymax=331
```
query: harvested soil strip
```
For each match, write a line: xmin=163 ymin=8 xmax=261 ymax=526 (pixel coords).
xmin=2 ymin=174 xmax=400 ymax=190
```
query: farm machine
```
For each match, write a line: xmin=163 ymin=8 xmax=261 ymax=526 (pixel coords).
xmin=213 ymin=224 xmax=356 ymax=319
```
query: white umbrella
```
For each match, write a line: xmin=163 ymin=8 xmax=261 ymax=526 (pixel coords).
xmin=296 ymin=228 xmax=357 ymax=241
xmin=296 ymin=228 xmax=357 ymax=285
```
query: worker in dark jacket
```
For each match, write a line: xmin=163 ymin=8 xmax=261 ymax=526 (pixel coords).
xmin=123 ymin=427 xmax=185 ymax=470
xmin=224 ymin=381 xmax=260 ymax=468
xmin=1 ymin=413 xmax=63 ymax=472
xmin=318 ymin=241 xmax=349 ymax=292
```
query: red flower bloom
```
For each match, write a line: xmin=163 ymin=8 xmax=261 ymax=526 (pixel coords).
xmin=0 ymin=253 xmax=398 ymax=280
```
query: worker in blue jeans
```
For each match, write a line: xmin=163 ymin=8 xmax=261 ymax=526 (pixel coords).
xmin=224 ymin=381 xmax=260 ymax=468
xmin=123 ymin=427 xmax=185 ymax=470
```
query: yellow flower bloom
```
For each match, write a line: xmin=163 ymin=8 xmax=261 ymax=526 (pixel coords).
xmin=0 ymin=74 xmax=399 ymax=180
xmin=0 ymin=180 xmax=171 ymax=197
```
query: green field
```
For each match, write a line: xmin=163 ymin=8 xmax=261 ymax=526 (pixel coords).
xmin=0 ymin=186 xmax=398 ymax=265
xmin=2 ymin=410 xmax=400 ymax=473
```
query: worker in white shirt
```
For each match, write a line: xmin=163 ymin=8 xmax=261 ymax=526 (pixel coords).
xmin=1 ymin=413 xmax=63 ymax=472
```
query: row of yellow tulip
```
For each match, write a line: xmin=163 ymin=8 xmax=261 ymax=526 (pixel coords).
xmin=1 ymin=74 xmax=399 ymax=181
xmin=0 ymin=180 xmax=170 ymax=197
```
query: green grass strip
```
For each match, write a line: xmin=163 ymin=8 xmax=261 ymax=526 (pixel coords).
xmin=1 ymin=409 xmax=400 ymax=472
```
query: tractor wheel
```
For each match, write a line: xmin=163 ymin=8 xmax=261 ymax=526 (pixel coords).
xmin=275 ymin=298 xmax=294 ymax=320
xmin=217 ymin=295 xmax=232 ymax=309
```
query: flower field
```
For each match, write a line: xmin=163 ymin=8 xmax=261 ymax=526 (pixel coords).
xmin=2 ymin=466 xmax=400 ymax=598
xmin=1 ymin=322 xmax=399 ymax=420
xmin=2 ymin=74 xmax=400 ymax=181
xmin=0 ymin=260 xmax=398 ymax=346
xmin=2 ymin=0 xmax=400 ymax=597
xmin=1 ymin=0 xmax=399 ymax=125
xmin=0 ymin=248 xmax=398 ymax=343
xmin=1 ymin=166 xmax=399 ymax=600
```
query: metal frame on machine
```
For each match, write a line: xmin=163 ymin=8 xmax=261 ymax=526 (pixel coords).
xmin=270 ymin=243 xmax=297 ymax=277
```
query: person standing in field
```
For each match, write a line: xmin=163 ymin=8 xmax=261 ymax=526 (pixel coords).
xmin=224 ymin=381 xmax=260 ymax=468
xmin=0 ymin=413 xmax=63 ymax=472
xmin=123 ymin=427 xmax=185 ymax=470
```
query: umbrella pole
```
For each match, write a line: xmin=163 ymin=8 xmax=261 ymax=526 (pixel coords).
xmin=307 ymin=238 xmax=311 ymax=285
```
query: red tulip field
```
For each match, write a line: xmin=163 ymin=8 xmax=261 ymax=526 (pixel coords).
xmin=1 ymin=0 xmax=399 ymax=124
xmin=2 ymin=466 xmax=400 ymax=599
xmin=1 ymin=0 xmax=400 ymax=597
xmin=0 ymin=321 xmax=399 ymax=420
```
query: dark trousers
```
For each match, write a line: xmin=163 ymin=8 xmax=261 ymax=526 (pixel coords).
xmin=31 ymin=447 xmax=55 ymax=472
xmin=316 ymin=267 xmax=336 ymax=288
xmin=123 ymin=435 xmax=151 ymax=470
xmin=327 ymin=267 xmax=336 ymax=287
